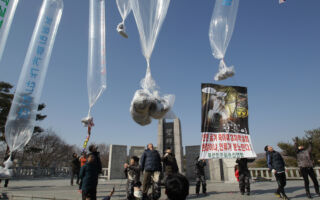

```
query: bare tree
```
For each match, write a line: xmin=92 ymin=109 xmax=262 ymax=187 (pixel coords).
xmin=96 ymin=143 xmax=109 ymax=168
xmin=20 ymin=129 xmax=75 ymax=168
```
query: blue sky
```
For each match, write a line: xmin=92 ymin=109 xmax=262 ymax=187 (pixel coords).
xmin=0 ymin=0 xmax=320 ymax=154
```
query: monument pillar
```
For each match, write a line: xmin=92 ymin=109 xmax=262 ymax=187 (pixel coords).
xmin=108 ymin=144 xmax=127 ymax=180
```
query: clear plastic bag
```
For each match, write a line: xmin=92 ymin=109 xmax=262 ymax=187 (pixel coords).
xmin=0 ymin=0 xmax=19 ymax=62
xmin=0 ymin=167 xmax=12 ymax=178
xmin=209 ymin=0 xmax=239 ymax=81
xmin=130 ymin=0 xmax=174 ymax=126
xmin=130 ymin=89 xmax=174 ymax=126
xmin=85 ymin=0 xmax=106 ymax=121
xmin=116 ymin=0 xmax=131 ymax=38
xmin=4 ymin=0 xmax=63 ymax=153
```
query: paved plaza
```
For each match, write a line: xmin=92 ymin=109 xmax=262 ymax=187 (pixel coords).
xmin=0 ymin=178 xmax=319 ymax=200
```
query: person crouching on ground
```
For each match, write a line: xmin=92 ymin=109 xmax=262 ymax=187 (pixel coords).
xmin=236 ymin=158 xmax=255 ymax=195
xmin=80 ymin=154 xmax=99 ymax=200
xmin=295 ymin=139 xmax=320 ymax=199
xmin=124 ymin=156 xmax=141 ymax=200
xmin=265 ymin=145 xmax=289 ymax=200
xmin=165 ymin=173 xmax=189 ymax=200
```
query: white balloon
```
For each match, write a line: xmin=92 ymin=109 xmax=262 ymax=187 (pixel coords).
xmin=209 ymin=0 xmax=239 ymax=81
xmin=5 ymin=0 xmax=63 ymax=153
xmin=0 ymin=0 xmax=19 ymax=62
xmin=86 ymin=0 xmax=106 ymax=118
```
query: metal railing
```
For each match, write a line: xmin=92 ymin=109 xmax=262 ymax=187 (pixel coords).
xmin=11 ymin=167 xmax=108 ymax=179
xmin=249 ymin=167 xmax=320 ymax=180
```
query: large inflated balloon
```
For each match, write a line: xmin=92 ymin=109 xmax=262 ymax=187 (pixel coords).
xmin=5 ymin=0 xmax=63 ymax=153
xmin=0 ymin=0 xmax=19 ymax=62
xmin=86 ymin=0 xmax=106 ymax=118
xmin=116 ymin=0 xmax=131 ymax=38
xmin=130 ymin=0 xmax=174 ymax=126
xmin=209 ymin=0 xmax=239 ymax=81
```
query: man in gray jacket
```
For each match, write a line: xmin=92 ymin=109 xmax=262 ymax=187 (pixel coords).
xmin=296 ymin=141 xmax=320 ymax=199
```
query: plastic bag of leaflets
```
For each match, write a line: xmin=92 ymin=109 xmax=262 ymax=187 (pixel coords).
xmin=0 ymin=158 xmax=13 ymax=179
xmin=130 ymin=68 xmax=175 ymax=126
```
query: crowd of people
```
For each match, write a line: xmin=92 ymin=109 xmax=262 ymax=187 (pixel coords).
xmin=68 ymin=141 xmax=320 ymax=200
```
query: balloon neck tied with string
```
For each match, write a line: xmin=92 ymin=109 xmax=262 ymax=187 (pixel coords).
xmin=81 ymin=116 xmax=94 ymax=128
xmin=116 ymin=0 xmax=131 ymax=38
xmin=209 ymin=0 xmax=239 ymax=81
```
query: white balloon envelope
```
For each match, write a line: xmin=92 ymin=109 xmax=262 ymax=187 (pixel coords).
xmin=209 ymin=0 xmax=239 ymax=81
xmin=4 ymin=0 xmax=63 ymax=155
xmin=0 ymin=0 xmax=19 ymax=62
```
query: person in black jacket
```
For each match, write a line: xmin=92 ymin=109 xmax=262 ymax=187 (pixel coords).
xmin=195 ymin=156 xmax=207 ymax=197
xmin=295 ymin=140 xmax=320 ymax=199
xmin=71 ymin=153 xmax=81 ymax=186
xmin=88 ymin=144 xmax=102 ymax=174
xmin=265 ymin=145 xmax=289 ymax=200
xmin=80 ymin=154 xmax=99 ymax=200
xmin=236 ymin=158 xmax=255 ymax=195
xmin=140 ymin=143 xmax=162 ymax=200
xmin=162 ymin=148 xmax=179 ymax=183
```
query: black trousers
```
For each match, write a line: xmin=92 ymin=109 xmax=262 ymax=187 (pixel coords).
xmin=196 ymin=175 xmax=206 ymax=194
xmin=126 ymin=180 xmax=135 ymax=200
xmin=0 ymin=179 xmax=9 ymax=187
xmin=71 ymin=170 xmax=80 ymax=185
xmin=275 ymin=172 xmax=286 ymax=196
xmin=300 ymin=167 xmax=319 ymax=194
xmin=82 ymin=188 xmax=97 ymax=200
xmin=239 ymin=172 xmax=250 ymax=193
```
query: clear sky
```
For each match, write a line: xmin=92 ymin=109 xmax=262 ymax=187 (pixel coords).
xmin=1 ymin=0 xmax=320 ymax=154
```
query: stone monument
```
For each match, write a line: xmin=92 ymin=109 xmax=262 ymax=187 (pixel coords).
xmin=108 ymin=144 xmax=127 ymax=180
xmin=158 ymin=118 xmax=183 ymax=173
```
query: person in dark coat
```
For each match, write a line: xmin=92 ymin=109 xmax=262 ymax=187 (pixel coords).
xmin=71 ymin=153 xmax=81 ymax=186
xmin=265 ymin=145 xmax=289 ymax=200
xmin=195 ymin=156 xmax=207 ymax=196
xmin=236 ymin=158 xmax=255 ymax=195
xmin=295 ymin=140 xmax=320 ymax=199
xmin=124 ymin=156 xmax=141 ymax=200
xmin=140 ymin=143 xmax=162 ymax=200
xmin=88 ymin=144 xmax=102 ymax=174
xmin=162 ymin=148 xmax=179 ymax=183
xmin=80 ymin=154 xmax=99 ymax=200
